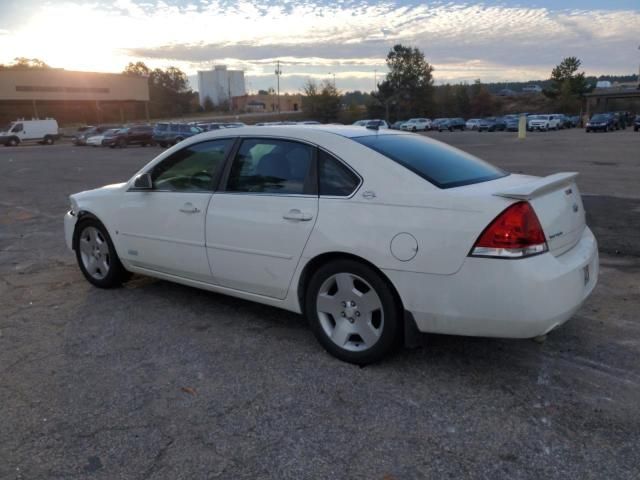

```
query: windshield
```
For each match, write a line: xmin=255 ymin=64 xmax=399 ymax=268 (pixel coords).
xmin=353 ymin=134 xmax=507 ymax=189
xmin=591 ymin=115 xmax=607 ymax=122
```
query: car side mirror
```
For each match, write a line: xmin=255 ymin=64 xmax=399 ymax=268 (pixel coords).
xmin=133 ymin=173 xmax=153 ymax=189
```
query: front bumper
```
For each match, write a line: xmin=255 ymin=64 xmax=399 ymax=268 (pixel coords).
xmin=384 ymin=227 xmax=599 ymax=339
xmin=64 ymin=211 xmax=77 ymax=251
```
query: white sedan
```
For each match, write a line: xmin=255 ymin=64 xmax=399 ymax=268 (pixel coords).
xmin=64 ymin=126 xmax=598 ymax=364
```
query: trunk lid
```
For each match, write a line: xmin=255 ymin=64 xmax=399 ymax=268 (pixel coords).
xmin=494 ymin=172 xmax=586 ymax=256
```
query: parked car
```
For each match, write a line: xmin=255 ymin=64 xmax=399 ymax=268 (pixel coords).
xmin=634 ymin=115 xmax=640 ymax=132
xmin=430 ymin=118 xmax=448 ymax=131
xmin=401 ymin=118 xmax=431 ymax=132
xmin=528 ymin=115 xmax=561 ymax=131
xmin=477 ymin=118 xmax=496 ymax=132
xmin=223 ymin=122 xmax=246 ymax=128
xmin=568 ymin=115 xmax=581 ymax=128
xmin=465 ymin=119 xmax=482 ymax=130
xmin=436 ymin=118 xmax=465 ymax=132
xmin=152 ymin=123 xmax=202 ymax=147
xmin=504 ymin=115 xmax=521 ymax=132
xmin=483 ymin=117 xmax=507 ymax=132
xmin=585 ymin=114 xmax=616 ymax=132
xmin=64 ymin=125 xmax=599 ymax=364
xmin=353 ymin=120 xmax=388 ymax=129
xmin=71 ymin=126 xmax=113 ymax=146
xmin=87 ymin=128 xmax=119 ymax=146
xmin=447 ymin=118 xmax=466 ymax=131
xmin=0 ymin=118 xmax=60 ymax=146
xmin=390 ymin=121 xmax=406 ymax=130
xmin=102 ymin=125 xmax=154 ymax=148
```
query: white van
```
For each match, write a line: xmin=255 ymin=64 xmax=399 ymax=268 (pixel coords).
xmin=0 ymin=118 xmax=60 ymax=146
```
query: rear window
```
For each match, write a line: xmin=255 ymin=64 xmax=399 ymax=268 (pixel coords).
xmin=353 ymin=134 xmax=507 ymax=189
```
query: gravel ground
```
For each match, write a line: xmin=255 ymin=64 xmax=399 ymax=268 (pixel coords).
xmin=1 ymin=129 xmax=639 ymax=479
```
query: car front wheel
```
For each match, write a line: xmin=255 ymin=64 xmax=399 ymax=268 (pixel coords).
xmin=305 ymin=259 xmax=401 ymax=364
xmin=74 ymin=218 xmax=130 ymax=288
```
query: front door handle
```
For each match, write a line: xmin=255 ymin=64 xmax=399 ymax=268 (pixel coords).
xmin=283 ymin=209 xmax=313 ymax=221
xmin=179 ymin=202 xmax=200 ymax=214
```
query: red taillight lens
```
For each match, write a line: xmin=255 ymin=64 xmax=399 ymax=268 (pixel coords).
xmin=470 ymin=201 xmax=548 ymax=258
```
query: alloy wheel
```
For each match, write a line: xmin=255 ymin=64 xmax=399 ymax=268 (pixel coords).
xmin=78 ymin=226 xmax=111 ymax=280
xmin=316 ymin=272 xmax=384 ymax=352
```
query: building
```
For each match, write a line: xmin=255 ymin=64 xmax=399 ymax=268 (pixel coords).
xmin=232 ymin=93 xmax=302 ymax=113
xmin=0 ymin=68 xmax=149 ymax=124
xmin=197 ymin=66 xmax=245 ymax=107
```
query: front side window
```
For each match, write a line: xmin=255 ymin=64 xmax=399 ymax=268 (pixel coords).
xmin=151 ymin=139 xmax=233 ymax=192
xmin=353 ymin=134 xmax=507 ymax=189
xmin=12 ymin=123 xmax=23 ymax=132
xmin=226 ymin=138 xmax=313 ymax=194
xmin=319 ymin=150 xmax=359 ymax=196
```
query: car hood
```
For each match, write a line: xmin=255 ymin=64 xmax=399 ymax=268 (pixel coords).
xmin=71 ymin=182 xmax=127 ymax=201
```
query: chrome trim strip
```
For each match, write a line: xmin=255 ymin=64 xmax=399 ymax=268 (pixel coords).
xmin=120 ymin=231 xmax=204 ymax=247
xmin=206 ymin=242 xmax=293 ymax=260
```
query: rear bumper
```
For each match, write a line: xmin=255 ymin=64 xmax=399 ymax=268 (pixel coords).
xmin=384 ymin=227 xmax=599 ymax=339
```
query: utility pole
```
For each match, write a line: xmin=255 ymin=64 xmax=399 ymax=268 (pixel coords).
xmin=374 ymin=69 xmax=377 ymax=91
xmin=275 ymin=60 xmax=282 ymax=115
xmin=228 ymin=76 xmax=232 ymax=113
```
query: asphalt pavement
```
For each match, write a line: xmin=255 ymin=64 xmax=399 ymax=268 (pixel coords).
xmin=1 ymin=129 xmax=639 ymax=479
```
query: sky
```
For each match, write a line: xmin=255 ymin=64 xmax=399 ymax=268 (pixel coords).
xmin=0 ymin=0 xmax=638 ymax=93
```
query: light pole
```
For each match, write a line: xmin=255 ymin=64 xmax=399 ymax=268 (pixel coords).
xmin=275 ymin=60 xmax=282 ymax=115
xmin=374 ymin=69 xmax=377 ymax=91
xmin=328 ymin=72 xmax=336 ymax=88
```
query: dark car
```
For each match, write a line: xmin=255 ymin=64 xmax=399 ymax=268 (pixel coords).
xmin=478 ymin=117 xmax=505 ymax=132
xmin=102 ymin=125 xmax=154 ymax=148
xmin=152 ymin=123 xmax=202 ymax=147
xmin=585 ymin=114 xmax=615 ymax=132
xmin=441 ymin=118 xmax=465 ymax=131
xmin=390 ymin=120 xmax=405 ymax=130
xmin=634 ymin=115 xmax=640 ymax=132
xmin=72 ymin=126 xmax=114 ymax=146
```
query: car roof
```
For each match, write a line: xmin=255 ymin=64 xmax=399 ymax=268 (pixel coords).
xmin=187 ymin=124 xmax=409 ymax=141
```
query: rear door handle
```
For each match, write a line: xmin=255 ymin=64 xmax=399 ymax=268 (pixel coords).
xmin=179 ymin=202 xmax=200 ymax=214
xmin=283 ymin=209 xmax=313 ymax=221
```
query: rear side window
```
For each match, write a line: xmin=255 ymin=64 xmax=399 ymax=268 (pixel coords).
xmin=226 ymin=138 xmax=313 ymax=195
xmin=353 ymin=134 xmax=507 ymax=189
xmin=319 ymin=150 xmax=359 ymax=196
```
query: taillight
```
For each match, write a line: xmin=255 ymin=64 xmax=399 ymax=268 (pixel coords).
xmin=470 ymin=201 xmax=548 ymax=258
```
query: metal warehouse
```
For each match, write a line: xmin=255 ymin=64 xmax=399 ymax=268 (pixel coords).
xmin=0 ymin=69 xmax=150 ymax=124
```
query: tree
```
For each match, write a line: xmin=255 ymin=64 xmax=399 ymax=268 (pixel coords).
xmin=122 ymin=61 xmax=194 ymax=117
xmin=123 ymin=61 xmax=151 ymax=77
xmin=545 ymin=57 xmax=587 ymax=99
xmin=374 ymin=44 xmax=435 ymax=119
xmin=203 ymin=95 xmax=214 ymax=112
xmin=469 ymin=80 xmax=495 ymax=117
xmin=453 ymin=84 xmax=471 ymax=117
xmin=301 ymin=79 xmax=341 ymax=122
xmin=257 ymin=89 xmax=269 ymax=95
xmin=0 ymin=57 xmax=49 ymax=70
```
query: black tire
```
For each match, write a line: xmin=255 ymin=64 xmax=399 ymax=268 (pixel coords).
xmin=7 ymin=137 xmax=19 ymax=147
xmin=304 ymin=259 xmax=402 ymax=365
xmin=117 ymin=138 xmax=127 ymax=148
xmin=43 ymin=135 xmax=54 ymax=145
xmin=158 ymin=142 xmax=167 ymax=148
xmin=411 ymin=127 xmax=416 ymax=132
xmin=74 ymin=218 xmax=131 ymax=288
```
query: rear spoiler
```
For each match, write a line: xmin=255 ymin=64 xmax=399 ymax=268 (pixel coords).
xmin=493 ymin=172 xmax=579 ymax=200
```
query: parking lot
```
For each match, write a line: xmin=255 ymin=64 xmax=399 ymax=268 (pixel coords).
xmin=1 ymin=129 xmax=639 ymax=479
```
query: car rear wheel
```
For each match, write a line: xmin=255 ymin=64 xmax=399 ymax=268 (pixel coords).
xmin=117 ymin=138 xmax=127 ymax=148
xmin=305 ymin=259 xmax=401 ymax=365
xmin=74 ymin=218 xmax=130 ymax=288
xmin=43 ymin=135 xmax=54 ymax=145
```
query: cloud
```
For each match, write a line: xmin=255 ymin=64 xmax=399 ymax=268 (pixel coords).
xmin=0 ymin=1 xmax=638 ymax=91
